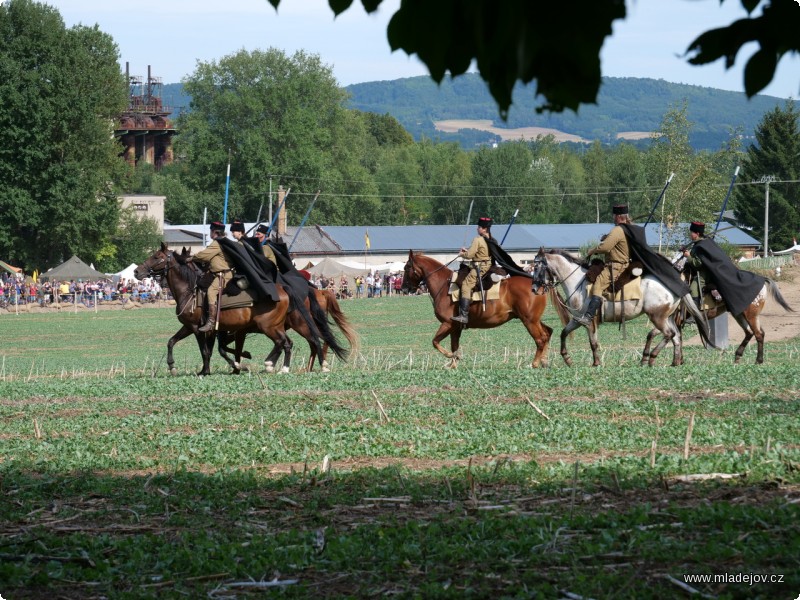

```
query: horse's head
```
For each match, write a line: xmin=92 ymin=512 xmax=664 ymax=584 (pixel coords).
xmin=401 ymin=250 xmax=423 ymax=293
xmin=530 ymin=247 xmax=552 ymax=294
xmin=135 ymin=242 xmax=172 ymax=280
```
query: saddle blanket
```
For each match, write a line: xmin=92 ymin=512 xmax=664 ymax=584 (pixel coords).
xmin=195 ymin=288 xmax=258 ymax=311
xmin=587 ymin=277 xmax=642 ymax=302
xmin=449 ymin=273 xmax=502 ymax=303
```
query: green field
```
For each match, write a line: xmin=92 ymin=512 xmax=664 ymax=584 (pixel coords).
xmin=1 ymin=298 xmax=798 ymax=598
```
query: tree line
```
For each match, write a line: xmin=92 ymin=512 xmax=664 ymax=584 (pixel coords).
xmin=1 ymin=0 xmax=798 ymax=274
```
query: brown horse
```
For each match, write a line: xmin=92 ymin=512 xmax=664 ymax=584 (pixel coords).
xmin=135 ymin=243 xmax=295 ymax=376
xmin=220 ymin=286 xmax=360 ymax=372
xmin=677 ymin=275 xmax=794 ymax=364
xmin=401 ymin=250 xmax=552 ymax=368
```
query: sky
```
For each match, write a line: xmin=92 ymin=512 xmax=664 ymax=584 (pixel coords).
xmin=45 ymin=0 xmax=799 ymax=100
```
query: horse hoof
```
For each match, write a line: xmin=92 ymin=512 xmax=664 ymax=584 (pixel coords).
xmin=322 ymin=366 xmax=331 ymax=373
xmin=322 ymin=360 xmax=330 ymax=369
xmin=170 ymin=368 xmax=178 ymax=376
xmin=279 ymin=366 xmax=290 ymax=374
xmin=264 ymin=361 xmax=275 ymax=373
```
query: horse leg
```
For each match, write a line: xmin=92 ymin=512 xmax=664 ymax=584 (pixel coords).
xmin=195 ymin=332 xmax=215 ymax=376
xmin=279 ymin=334 xmax=293 ymax=373
xmin=521 ymin=317 xmax=552 ymax=368
xmin=641 ymin=328 xmax=660 ymax=366
xmin=559 ymin=319 xmax=581 ymax=367
xmin=232 ymin=331 xmax=248 ymax=373
xmin=734 ymin=313 xmax=764 ymax=364
xmin=448 ymin=327 xmax=463 ymax=368
xmin=264 ymin=341 xmax=282 ymax=373
xmin=431 ymin=322 xmax=456 ymax=360
xmin=167 ymin=325 xmax=193 ymax=376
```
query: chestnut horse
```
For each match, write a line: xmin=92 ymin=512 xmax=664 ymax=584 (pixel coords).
xmin=401 ymin=250 xmax=552 ymax=368
xmin=136 ymin=243 xmax=297 ymax=376
xmin=677 ymin=273 xmax=793 ymax=364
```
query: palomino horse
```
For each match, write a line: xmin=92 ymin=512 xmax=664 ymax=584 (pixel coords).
xmin=530 ymin=248 xmax=711 ymax=367
xmin=401 ymin=250 xmax=552 ymax=368
xmin=136 ymin=243 xmax=298 ymax=375
xmin=677 ymin=272 xmax=793 ymax=364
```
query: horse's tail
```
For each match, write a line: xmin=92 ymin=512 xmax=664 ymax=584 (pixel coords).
xmin=548 ymin=287 xmax=571 ymax=327
xmin=309 ymin=289 xmax=349 ymax=362
xmin=321 ymin=289 xmax=360 ymax=358
xmin=766 ymin=278 xmax=795 ymax=312
xmin=680 ymin=293 xmax=716 ymax=349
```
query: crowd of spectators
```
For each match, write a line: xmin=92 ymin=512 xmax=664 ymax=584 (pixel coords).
xmin=307 ymin=271 xmax=417 ymax=300
xmin=0 ymin=273 xmax=169 ymax=308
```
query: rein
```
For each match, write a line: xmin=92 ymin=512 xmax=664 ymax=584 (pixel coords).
xmin=147 ymin=251 xmax=195 ymax=317
xmin=408 ymin=255 xmax=460 ymax=305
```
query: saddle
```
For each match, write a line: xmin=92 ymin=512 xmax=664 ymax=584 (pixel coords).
xmin=586 ymin=259 xmax=644 ymax=299
xmin=454 ymin=263 xmax=507 ymax=294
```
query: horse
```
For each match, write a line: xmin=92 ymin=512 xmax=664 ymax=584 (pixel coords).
xmin=677 ymin=271 xmax=794 ymax=364
xmin=401 ymin=250 xmax=552 ymax=368
xmin=136 ymin=243 xmax=299 ymax=376
xmin=218 ymin=286 xmax=360 ymax=373
xmin=530 ymin=248 xmax=712 ymax=367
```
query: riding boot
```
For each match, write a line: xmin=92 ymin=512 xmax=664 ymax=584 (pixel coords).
xmin=575 ymin=296 xmax=602 ymax=327
xmin=198 ymin=302 xmax=217 ymax=332
xmin=451 ymin=297 xmax=471 ymax=324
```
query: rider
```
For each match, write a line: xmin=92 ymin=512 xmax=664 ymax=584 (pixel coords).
xmin=230 ymin=219 xmax=246 ymax=243
xmin=682 ymin=220 xmax=765 ymax=316
xmin=577 ymin=204 xmax=631 ymax=326
xmin=253 ymin=224 xmax=278 ymax=266
xmin=452 ymin=216 xmax=494 ymax=324
xmin=190 ymin=221 xmax=234 ymax=333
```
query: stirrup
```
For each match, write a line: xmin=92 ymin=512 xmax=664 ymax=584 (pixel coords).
xmin=574 ymin=314 xmax=593 ymax=327
xmin=451 ymin=314 xmax=468 ymax=324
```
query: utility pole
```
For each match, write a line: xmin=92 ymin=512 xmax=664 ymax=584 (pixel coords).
xmin=759 ymin=175 xmax=776 ymax=258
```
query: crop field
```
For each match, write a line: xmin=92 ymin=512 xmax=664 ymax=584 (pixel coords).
xmin=1 ymin=296 xmax=798 ymax=599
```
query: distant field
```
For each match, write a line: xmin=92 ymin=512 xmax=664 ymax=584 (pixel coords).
xmin=434 ymin=119 xmax=652 ymax=142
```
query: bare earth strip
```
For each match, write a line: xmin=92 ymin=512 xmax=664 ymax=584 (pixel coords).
xmin=433 ymin=119 xmax=652 ymax=143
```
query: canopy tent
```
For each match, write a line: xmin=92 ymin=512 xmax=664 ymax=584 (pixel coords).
xmin=0 ymin=259 xmax=22 ymax=275
xmin=39 ymin=255 xmax=106 ymax=282
xmin=113 ymin=263 xmax=140 ymax=283
xmin=306 ymin=257 xmax=365 ymax=278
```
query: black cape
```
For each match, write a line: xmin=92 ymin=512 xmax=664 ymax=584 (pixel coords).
xmin=264 ymin=237 xmax=317 ymax=306
xmin=691 ymin=237 xmax=765 ymax=315
xmin=620 ymin=223 xmax=690 ymax=298
xmin=218 ymin=237 xmax=280 ymax=302
xmin=486 ymin=236 xmax=530 ymax=278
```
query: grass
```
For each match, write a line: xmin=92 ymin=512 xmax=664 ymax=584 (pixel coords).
xmin=0 ymin=297 xmax=798 ymax=598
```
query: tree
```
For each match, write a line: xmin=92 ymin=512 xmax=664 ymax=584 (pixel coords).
xmin=268 ymin=0 xmax=798 ymax=116
xmin=176 ymin=48 xmax=364 ymax=225
xmin=95 ymin=207 xmax=162 ymax=273
xmin=0 ymin=0 xmax=128 ymax=271
xmin=734 ymin=100 xmax=800 ymax=250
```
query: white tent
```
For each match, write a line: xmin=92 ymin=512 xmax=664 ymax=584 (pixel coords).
xmin=113 ymin=263 xmax=140 ymax=283
xmin=306 ymin=257 xmax=364 ymax=278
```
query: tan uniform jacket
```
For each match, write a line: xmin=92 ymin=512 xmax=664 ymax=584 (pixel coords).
xmin=589 ymin=225 xmax=630 ymax=299
xmin=194 ymin=239 xmax=234 ymax=273
xmin=460 ymin=235 xmax=491 ymax=298
xmin=194 ymin=239 xmax=233 ymax=304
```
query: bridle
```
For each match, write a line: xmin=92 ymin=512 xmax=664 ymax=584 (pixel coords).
xmin=531 ymin=252 xmax=586 ymax=306
xmin=403 ymin=254 xmax=459 ymax=303
xmin=141 ymin=250 xmax=195 ymax=317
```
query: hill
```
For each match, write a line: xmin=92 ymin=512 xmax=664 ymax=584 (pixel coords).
xmin=344 ymin=74 xmax=789 ymax=150
xmin=163 ymin=75 xmax=789 ymax=151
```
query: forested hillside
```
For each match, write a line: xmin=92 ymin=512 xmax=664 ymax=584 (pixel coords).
xmin=165 ymin=75 xmax=787 ymax=150
xmin=344 ymin=75 xmax=788 ymax=150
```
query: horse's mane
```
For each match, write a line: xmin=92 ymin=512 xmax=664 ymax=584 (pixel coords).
xmin=547 ymin=248 xmax=583 ymax=266
xmin=172 ymin=252 xmax=198 ymax=287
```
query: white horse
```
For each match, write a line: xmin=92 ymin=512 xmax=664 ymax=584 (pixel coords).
xmin=530 ymin=248 xmax=711 ymax=367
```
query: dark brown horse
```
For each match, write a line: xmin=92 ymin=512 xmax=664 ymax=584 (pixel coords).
xmin=401 ymin=250 xmax=552 ymax=368
xmin=135 ymin=243 xmax=295 ymax=376
xmin=221 ymin=286 xmax=360 ymax=372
